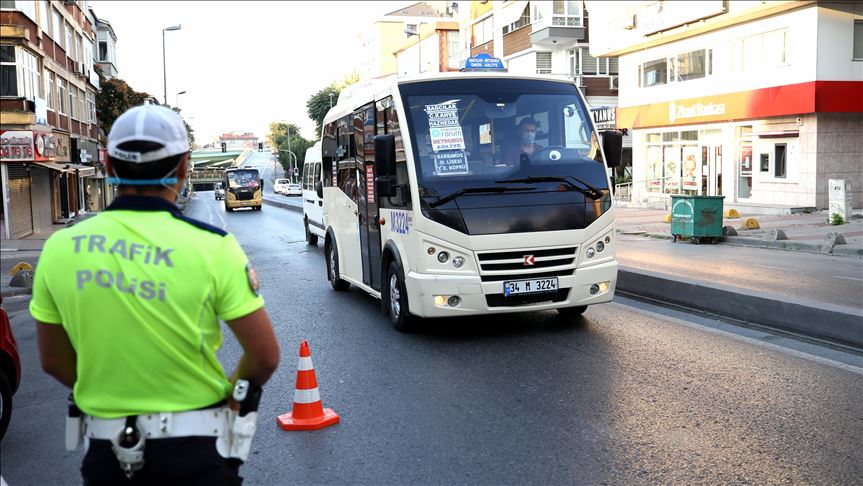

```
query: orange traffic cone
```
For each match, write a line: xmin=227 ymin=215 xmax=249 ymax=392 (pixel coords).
xmin=277 ymin=340 xmax=340 ymax=431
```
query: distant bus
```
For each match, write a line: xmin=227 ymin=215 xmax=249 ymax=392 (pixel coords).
xmin=223 ymin=167 xmax=263 ymax=211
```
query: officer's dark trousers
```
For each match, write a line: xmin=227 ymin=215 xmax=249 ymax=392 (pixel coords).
xmin=81 ymin=436 xmax=242 ymax=485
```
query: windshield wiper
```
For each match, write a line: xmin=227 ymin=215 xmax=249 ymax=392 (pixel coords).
xmin=427 ymin=186 xmax=535 ymax=208
xmin=495 ymin=176 xmax=605 ymax=200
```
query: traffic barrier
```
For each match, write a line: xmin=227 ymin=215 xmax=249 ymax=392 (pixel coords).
xmin=739 ymin=217 xmax=760 ymax=230
xmin=724 ymin=208 xmax=740 ymax=219
xmin=277 ymin=340 xmax=340 ymax=431
xmin=9 ymin=262 xmax=32 ymax=276
xmin=662 ymin=214 xmax=672 ymax=223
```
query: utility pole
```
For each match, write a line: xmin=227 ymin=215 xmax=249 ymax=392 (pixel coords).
xmin=287 ymin=124 xmax=293 ymax=183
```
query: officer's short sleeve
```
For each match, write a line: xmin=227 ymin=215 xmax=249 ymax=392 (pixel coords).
xmin=29 ymin=240 xmax=62 ymax=324
xmin=214 ymin=234 xmax=265 ymax=321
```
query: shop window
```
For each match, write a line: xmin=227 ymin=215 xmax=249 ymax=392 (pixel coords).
xmin=731 ymin=29 xmax=789 ymax=72
xmin=774 ymin=144 xmax=787 ymax=178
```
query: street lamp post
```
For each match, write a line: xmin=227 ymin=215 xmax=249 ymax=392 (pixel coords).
xmin=176 ymin=90 xmax=186 ymax=110
xmin=162 ymin=24 xmax=181 ymax=105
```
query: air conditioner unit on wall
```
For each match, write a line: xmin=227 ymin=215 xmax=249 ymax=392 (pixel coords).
xmin=609 ymin=76 xmax=619 ymax=91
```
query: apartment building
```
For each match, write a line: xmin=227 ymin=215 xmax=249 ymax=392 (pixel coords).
xmin=91 ymin=7 xmax=117 ymax=79
xmin=1 ymin=0 xmax=102 ymax=239
xmin=356 ymin=1 xmax=458 ymax=80
xmin=589 ymin=1 xmax=863 ymax=211
xmin=463 ymin=1 xmax=630 ymax=170
xmin=394 ymin=21 xmax=462 ymax=75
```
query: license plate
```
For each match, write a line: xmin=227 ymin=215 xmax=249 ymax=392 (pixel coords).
xmin=503 ymin=277 xmax=559 ymax=296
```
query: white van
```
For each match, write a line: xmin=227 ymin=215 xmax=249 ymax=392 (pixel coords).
xmin=301 ymin=142 xmax=324 ymax=245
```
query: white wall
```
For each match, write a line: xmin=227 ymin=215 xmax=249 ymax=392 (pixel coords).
xmin=617 ymin=6 xmax=821 ymax=107
xmin=816 ymin=3 xmax=863 ymax=80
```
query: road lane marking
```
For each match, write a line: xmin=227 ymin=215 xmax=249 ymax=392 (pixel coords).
xmin=835 ymin=275 xmax=863 ymax=282
xmin=612 ymin=301 xmax=863 ymax=375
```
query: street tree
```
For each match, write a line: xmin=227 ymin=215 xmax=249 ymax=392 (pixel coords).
xmin=305 ymin=72 xmax=360 ymax=137
xmin=95 ymin=75 xmax=158 ymax=141
xmin=268 ymin=121 xmax=312 ymax=179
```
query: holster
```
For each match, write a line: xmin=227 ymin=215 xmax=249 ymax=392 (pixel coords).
xmin=65 ymin=395 xmax=83 ymax=451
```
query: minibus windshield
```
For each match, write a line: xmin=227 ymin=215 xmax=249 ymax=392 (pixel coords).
xmin=400 ymin=79 xmax=610 ymax=206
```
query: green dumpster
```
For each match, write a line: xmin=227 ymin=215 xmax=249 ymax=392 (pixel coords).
xmin=670 ymin=195 xmax=725 ymax=244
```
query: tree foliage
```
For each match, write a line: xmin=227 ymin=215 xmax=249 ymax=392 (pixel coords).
xmin=95 ymin=76 xmax=158 ymax=141
xmin=305 ymin=72 xmax=360 ymax=138
xmin=268 ymin=121 xmax=313 ymax=179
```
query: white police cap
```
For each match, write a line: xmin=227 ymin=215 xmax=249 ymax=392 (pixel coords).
xmin=107 ymin=104 xmax=190 ymax=163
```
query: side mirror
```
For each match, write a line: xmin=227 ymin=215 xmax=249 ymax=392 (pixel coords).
xmin=374 ymin=134 xmax=396 ymax=176
xmin=259 ymin=179 xmax=264 ymax=190
xmin=315 ymin=180 xmax=323 ymax=199
xmin=375 ymin=175 xmax=396 ymax=198
xmin=601 ymin=130 xmax=623 ymax=168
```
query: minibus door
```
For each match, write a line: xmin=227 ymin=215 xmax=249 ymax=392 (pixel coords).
xmin=356 ymin=104 xmax=382 ymax=291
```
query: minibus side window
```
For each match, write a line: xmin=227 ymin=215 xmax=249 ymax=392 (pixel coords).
xmin=382 ymin=102 xmax=412 ymax=209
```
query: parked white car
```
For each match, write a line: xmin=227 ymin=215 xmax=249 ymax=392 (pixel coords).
xmin=273 ymin=178 xmax=291 ymax=195
xmin=284 ymin=183 xmax=302 ymax=196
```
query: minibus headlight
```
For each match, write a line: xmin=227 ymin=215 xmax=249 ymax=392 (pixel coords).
xmin=586 ymin=248 xmax=595 ymax=259
xmin=437 ymin=251 xmax=449 ymax=263
xmin=596 ymin=241 xmax=605 ymax=253
xmin=452 ymin=256 xmax=465 ymax=268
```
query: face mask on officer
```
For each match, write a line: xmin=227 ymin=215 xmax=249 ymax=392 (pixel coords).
xmin=521 ymin=130 xmax=536 ymax=146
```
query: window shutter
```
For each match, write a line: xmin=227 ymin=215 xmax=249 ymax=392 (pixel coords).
xmin=536 ymin=52 xmax=552 ymax=74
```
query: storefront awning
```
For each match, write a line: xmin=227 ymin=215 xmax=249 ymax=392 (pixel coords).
xmin=33 ymin=162 xmax=96 ymax=177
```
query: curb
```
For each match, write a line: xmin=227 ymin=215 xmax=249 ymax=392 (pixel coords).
xmin=616 ymin=267 xmax=863 ymax=351
xmin=263 ymin=197 xmax=302 ymax=213
xmin=623 ymin=230 xmax=863 ymax=258
xmin=0 ymin=286 xmax=30 ymax=298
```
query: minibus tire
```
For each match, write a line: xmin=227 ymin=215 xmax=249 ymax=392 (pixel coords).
xmin=305 ymin=219 xmax=318 ymax=245
xmin=557 ymin=305 xmax=587 ymax=317
xmin=326 ymin=241 xmax=349 ymax=291
xmin=386 ymin=262 xmax=413 ymax=332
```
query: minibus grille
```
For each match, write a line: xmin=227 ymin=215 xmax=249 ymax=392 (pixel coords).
xmin=476 ymin=246 xmax=577 ymax=282
xmin=236 ymin=190 xmax=254 ymax=201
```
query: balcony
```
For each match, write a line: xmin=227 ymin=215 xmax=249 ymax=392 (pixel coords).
xmin=530 ymin=20 xmax=584 ymax=46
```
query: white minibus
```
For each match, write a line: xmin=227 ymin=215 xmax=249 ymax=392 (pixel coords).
xmin=316 ymin=66 xmax=622 ymax=331
xmin=301 ymin=142 xmax=324 ymax=245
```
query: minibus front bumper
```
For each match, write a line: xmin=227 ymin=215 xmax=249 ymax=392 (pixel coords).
xmin=404 ymin=260 xmax=618 ymax=318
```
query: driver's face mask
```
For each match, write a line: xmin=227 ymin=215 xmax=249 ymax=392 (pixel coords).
xmin=522 ymin=131 xmax=536 ymax=145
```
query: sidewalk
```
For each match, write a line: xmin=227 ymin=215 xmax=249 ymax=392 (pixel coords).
xmin=614 ymin=206 xmax=863 ymax=350
xmin=616 ymin=207 xmax=863 ymax=256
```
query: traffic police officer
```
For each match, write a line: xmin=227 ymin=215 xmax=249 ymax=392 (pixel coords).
xmin=31 ymin=104 xmax=280 ymax=484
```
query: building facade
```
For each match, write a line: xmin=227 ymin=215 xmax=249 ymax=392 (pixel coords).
xmin=356 ymin=1 xmax=458 ymax=80
xmin=462 ymin=0 xmax=631 ymax=173
xmin=91 ymin=7 xmax=117 ymax=79
xmin=589 ymin=0 xmax=863 ymax=210
xmin=394 ymin=21 xmax=461 ymax=75
xmin=1 ymin=0 xmax=102 ymax=239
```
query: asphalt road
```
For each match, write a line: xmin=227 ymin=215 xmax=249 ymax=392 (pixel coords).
xmin=617 ymin=233 xmax=863 ymax=310
xmin=2 ymin=154 xmax=862 ymax=484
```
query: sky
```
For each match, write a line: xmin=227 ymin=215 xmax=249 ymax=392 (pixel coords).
xmin=90 ymin=1 xmax=414 ymax=145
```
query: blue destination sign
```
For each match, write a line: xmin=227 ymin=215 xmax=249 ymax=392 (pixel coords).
xmin=460 ymin=53 xmax=506 ymax=71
